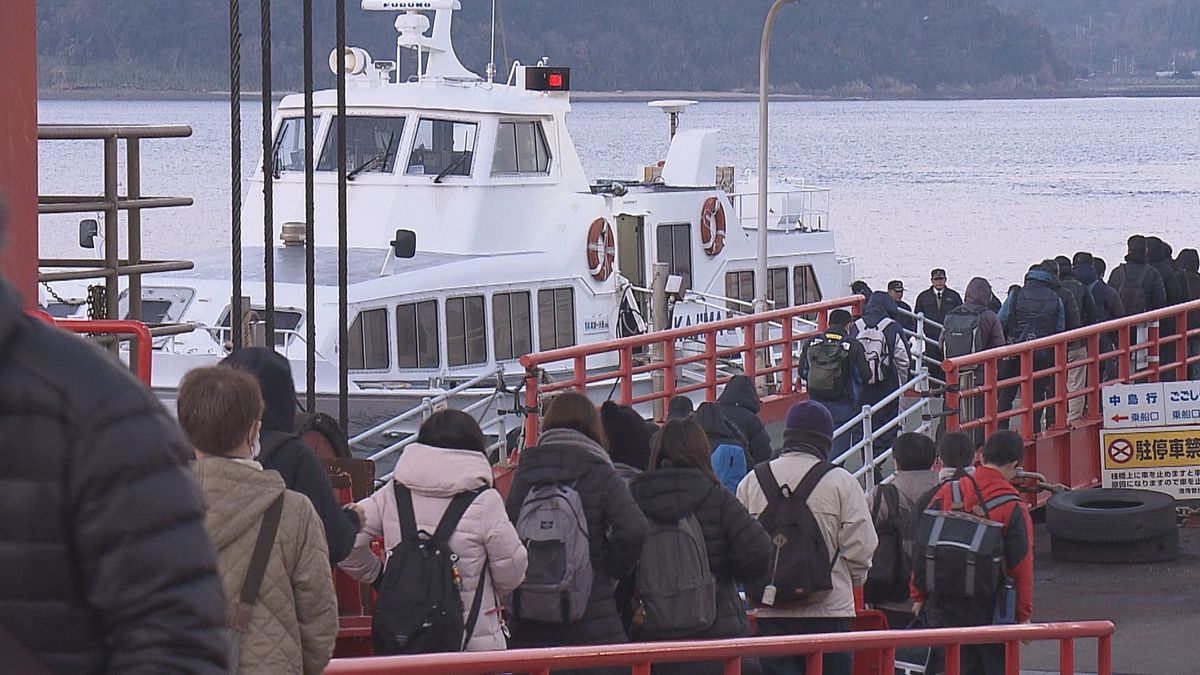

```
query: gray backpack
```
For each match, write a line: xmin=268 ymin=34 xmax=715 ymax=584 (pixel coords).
xmin=512 ymin=482 xmax=594 ymax=624
xmin=636 ymin=512 xmax=716 ymax=638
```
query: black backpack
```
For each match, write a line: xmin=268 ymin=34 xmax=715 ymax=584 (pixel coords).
xmin=746 ymin=461 xmax=837 ymax=607
xmin=912 ymin=476 xmax=1018 ymax=601
xmin=372 ymin=484 xmax=487 ymax=655
xmin=942 ymin=306 xmax=984 ymax=359
xmin=863 ymin=484 xmax=915 ymax=605
xmin=805 ymin=334 xmax=851 ymax=400
xmin=1117 ymin=266 xmax=1150 ymax=316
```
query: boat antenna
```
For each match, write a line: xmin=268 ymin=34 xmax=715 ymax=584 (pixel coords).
xmin=487 ymin=0 xmax=497 ymax=83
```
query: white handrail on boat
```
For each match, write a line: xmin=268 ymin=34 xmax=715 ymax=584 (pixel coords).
xmin=349 ymin=364 xmax=507 ymax=447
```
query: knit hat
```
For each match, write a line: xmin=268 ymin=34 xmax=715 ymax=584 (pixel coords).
xmin=782 ymin=400 xmax=834 ymax=459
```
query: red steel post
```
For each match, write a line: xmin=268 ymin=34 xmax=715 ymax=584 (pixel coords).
xmin=1060 ymin=637 xmax=1075 ymax=674
xmin=0 ymin=0 xmax=39 ymax=305
xmin=1098 ymin=633 xmax=1112 ymax=675
xmin=1004 ymin=640 xmax=1020 ymax=675
xmin=944 ymin=643 xmax=961 ymax=675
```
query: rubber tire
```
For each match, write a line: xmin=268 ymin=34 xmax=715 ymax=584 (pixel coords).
xmin=1045 ymin=488 xmax=1177 ymax=544
xmin=1050 ymin=529 xmax=1179 ymax=564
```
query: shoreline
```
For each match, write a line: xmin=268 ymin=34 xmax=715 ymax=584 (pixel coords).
xmin=39 ymin=83 xmax=1200 ymax=104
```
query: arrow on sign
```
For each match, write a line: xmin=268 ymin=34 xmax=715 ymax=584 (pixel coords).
xmin=1111 ymin=414 xmax=1130 ymax=423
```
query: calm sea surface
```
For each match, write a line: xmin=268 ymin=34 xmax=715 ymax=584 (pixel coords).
xmin=37 ymin=97 xmax=1200 ymax=293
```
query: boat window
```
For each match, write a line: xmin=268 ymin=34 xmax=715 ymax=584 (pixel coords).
xmin=492 ymin=292 xmax=533 ymax=361
xmin=538 ymin=288 xmax=576 ymax=350
xmin=317 ymin=116 xmax=406 ymax=174
xmin=395 ymin=300 xmax=439 ymax=369
xmin=492 ymin=120 xmax=551 ymax=174
xmin=655 ymin=223 xmax=692 ymax=291
xmin=446 ymin=296 xmax=487 ymax=366
xmin=217 ymin=307 xmax=303 ymax=347
xmin=793 ymin=264 xmax=823 ymax=307
xmin=768 ymin=267 xmax=789 ymax=307
xmin=272 ymin=117 xmax=316 ymax=173
xmin=45 ymin=302 xmax=84 ymax=318
xmin=348 ymin=308 xmax=390 ymax=370
xmin=725 ymin=271 xmax=755 ymax=312
xmin=407 ymin=118 xmax=477 ymax=178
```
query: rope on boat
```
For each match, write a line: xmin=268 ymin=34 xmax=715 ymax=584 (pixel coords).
xmin=303 ymin=0 xmax=317 ymax=413
xmin=336 ymin=0 xmax=350 ymax=434
xmin=229 ymin=0 xmax=243 ymax=350
xmin=261 ymin=0 xmax=275 ymax=339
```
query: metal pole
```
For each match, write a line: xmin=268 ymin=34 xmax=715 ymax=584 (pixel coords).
xmin=230 ymin=0 xmax=244 ymax=350
xmin=650 ymin=262 xmax=669 ymax=421
xmin=102 ymin=135 xmax=119 ymax=323
xmin=304 ymin=0 xmax=316 ymax=413
xmin=337 ymin=0 xmax=350 ymax=433
xmin=756 ymin=0 xmax=796 ymax=314
xmin=261 ymin=0 xmax=275 ymax=341
xmin=126 ymin=137 xmax=141 ymax=322
xmin=0 ymin=0 xmax=39 ymax=306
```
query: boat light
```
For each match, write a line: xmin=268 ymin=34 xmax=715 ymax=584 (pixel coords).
xmin=525 ymin=66 xmax=570 ymax=92
xmin=329 ymin=47 xmax=373 ymax=77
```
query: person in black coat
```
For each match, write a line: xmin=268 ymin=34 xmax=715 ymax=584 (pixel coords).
xmin=505 ymin=393 xmax=648 ymax=672
xmin=0 ymin=274 xmax=226 ymax=670
xmin=913 ymin=268 xmax=963 ymax=381
xmin=222 ymin=347 xmax=360 ymax=564
xmin=716 ymin=375 xmax=773 ymax=465
xmin=600 ymin=399 xmax=657 ymax=475
xmin=631 ymin=419 xmax=771 ymax=674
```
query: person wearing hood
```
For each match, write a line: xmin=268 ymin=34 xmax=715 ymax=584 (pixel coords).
xmin=599 ymin=400 xmax=657 ymax=479
xmin=716 ymin=375 xmax=774 ymax=465
xmin=223 ymin=347 xmax=361 ymax=564
xmin=630 ymin=420 xmax=771 ymax=674
xmin=1176 ymin=248 xmax=1200 ymax=380
xmin=1149 ymin=237 xmax=1186 ymax=381
xmin=179 ymin=366 xmax=337 ymax=674
xmin=694 ymin=401 xmax=751 ymax=492
xmin=997 ymin=263 xmax=1065 ymax=432
xmin=1055 ymin=257 xmax=1098 ymax=420
xmin=944 ymin=278 xmax=1005 ymax=442
xmin=341 ymin=409 xmax=528 ymax=652
xmin=851 ymin=291 xmax=912 ymax=462
xmin=737 ymin=401 xmax=877 ymax=675
xmin=801 ymin=309 xmax=870 ymax=461
xmin=1109 ymin=235 xmax=1168 ymax=314
xmin=1082 ymin=254 xmax=1126 ymax=383
xmin=505 ymin=393 xmax=648 ymax=664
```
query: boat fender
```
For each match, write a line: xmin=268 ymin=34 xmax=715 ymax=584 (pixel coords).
xmin=700 ymin=196 xmax=726 ymax=256
xmin=586 ymin=217 xmax=616 ymax=281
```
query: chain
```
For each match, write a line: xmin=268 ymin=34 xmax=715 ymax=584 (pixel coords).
xmin=86 ymin=285 xmax=107 ymax=320
xmin=41 ymin=281 xmax=69 ymax=305
xmin=1177 ymin=505 xmax=1199 ymax=520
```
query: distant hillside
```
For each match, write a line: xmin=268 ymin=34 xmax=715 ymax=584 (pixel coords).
xmin=990 ymin=0 xmax=1200 ymax=75
xmin=37 ymin=0 xmax=1068 ymax=94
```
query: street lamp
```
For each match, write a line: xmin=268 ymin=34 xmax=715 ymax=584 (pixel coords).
xmin=756 ymin=0 xmax=797 ymax=314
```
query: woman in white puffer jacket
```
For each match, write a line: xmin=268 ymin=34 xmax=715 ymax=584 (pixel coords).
xmin=340 ymin=410 xmax=528 ymax=652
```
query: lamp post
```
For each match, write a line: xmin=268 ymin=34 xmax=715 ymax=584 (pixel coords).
xmin=756 ymin=0 xmax=797 ymax=314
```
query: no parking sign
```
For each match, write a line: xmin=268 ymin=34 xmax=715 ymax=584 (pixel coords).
xmin=1102 ymin=383 xmax=1200 ymax=498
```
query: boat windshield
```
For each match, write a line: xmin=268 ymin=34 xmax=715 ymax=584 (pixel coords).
xmin=407 ymin=118 xmax=477 ymax=178
xmin=272 ymin=117 xmax=319 ymax=173
xmin=317 ymin=116 xmax=406 ymax=175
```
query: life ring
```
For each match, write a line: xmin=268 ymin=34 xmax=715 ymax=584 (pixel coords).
xmin=586 ymin=218 xmax=616 ymax=281
xmin=700 ymin=196 xmax=726 ymax=256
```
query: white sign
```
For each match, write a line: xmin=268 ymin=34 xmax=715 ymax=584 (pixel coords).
xmin=1163 ymin=381 xmax=1200 ymax=426
xmin=1100 ymin=426 xmax=1200 ymax=499
xmin=1102 ymin=383 xmax=1166 ymax=428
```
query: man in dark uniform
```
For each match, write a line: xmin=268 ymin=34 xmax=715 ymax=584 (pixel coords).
xmin=914 ymin=268 xmax=963 ymax=382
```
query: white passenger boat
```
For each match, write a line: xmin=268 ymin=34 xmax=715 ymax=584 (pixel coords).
xmin=45 ymin=0 xmax=854 ymax=447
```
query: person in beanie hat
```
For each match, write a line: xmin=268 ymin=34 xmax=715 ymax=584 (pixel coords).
xmin=736 ymin=401 xmax=877 ymax=675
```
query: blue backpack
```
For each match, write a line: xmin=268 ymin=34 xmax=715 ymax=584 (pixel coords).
xmin=711 ymin=444 xmax=748 ymax=493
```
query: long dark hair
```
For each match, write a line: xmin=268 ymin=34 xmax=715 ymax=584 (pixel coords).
xmin=543 ymin=392 xmax=607 ymax=448
xmin=649 ymin=419 xmax=719 ymax=483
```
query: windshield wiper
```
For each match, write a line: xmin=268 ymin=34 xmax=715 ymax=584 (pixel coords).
xmin=434 ymin=151 xmax=469 ymax=184
xmin=347 ymin=153 xmax=385 ymax=180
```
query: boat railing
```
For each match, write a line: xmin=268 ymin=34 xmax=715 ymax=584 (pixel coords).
xmin=730 ymin=185 xmax=831 ymax=232
xmin=898 ymin=308 xmax=947 ymax=386
xmin=831 ymin=369 xmax=935 ymax=491
xmin=205 ymin=323 xmax=327 ymax=360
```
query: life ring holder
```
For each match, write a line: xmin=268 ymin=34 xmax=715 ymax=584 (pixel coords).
xmin=700 ymin=196 xmax=726 ymax=256
xmin=586 ymin=218 xmax=616 ymax=281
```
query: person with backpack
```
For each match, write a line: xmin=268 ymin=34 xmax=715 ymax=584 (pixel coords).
xmin=1082 ymin=255 xmax=1126 ymax=383
xmin=1054 ymin=257 xmax=1099 ymax=421
xmin=717 ymin=375 xmax=774 ymax=465
xmin=863 ymin=433 xmax=939 ymax=631
xmin=914 ymin=268 xmax=964 ymax=382
xmin=222 ymin=347 xmax=362 ymax=564
xmin=178 ymin=366 xmax=338 ymax=673
xmin=996 ymin=263 xmax=1065 ymax=432
xmin=340 ymin=409 xmax=528 ymax=655
xmin=1109 ymin=235 xmax=1168 ymax=315
xmin=629 ymin=420 xmax=772 ymax=674
xmin=694 ymin=402 xmax=751 ymax=493
xmin=852 ymin=291 xmax=912 ymax=460
xmin=505 ymin=393 xmax=648 ymax=668
xmin=800 ymin=308 xmax=870 ymax=460
xmin=912 ymin=430 xmax=1034 ymax=675
xmin=1148 ymin=237 xmax=1186 ymax=381
xmin=1176 ymin=248 xmax=1200 ymax=380
xmin=941 ymin=277 xmax=1006 ymax=440
xmin=736 ymin=401 xmax=878 ymax=675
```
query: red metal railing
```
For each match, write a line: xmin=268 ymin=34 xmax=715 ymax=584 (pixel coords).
xmin=53 ymin=319 xmax=155 ymax=386
xmin=325 ymin=620 xmax=1114 ymax=675
xmin=519 ymin=296 xmax=866 ymax=445
xmin=944 ymin=299 xmax=1200 ymax=501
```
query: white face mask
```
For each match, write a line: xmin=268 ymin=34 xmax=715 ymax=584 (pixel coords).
xmin=250 ymin=436 xmax=262 ymax=459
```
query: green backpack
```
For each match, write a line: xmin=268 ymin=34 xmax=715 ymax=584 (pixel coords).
xmin=805 ymin=334 xmax=850 ymax=400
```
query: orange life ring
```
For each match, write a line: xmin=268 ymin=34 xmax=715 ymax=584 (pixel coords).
xmin=700 ymin=196 xmax=726 ymax=256
xmin=586 ymin=218 xmax=615 ymax=281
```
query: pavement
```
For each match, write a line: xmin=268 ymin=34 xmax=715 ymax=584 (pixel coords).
xmin=1019 ymin=522 xmax=1200 ymax=675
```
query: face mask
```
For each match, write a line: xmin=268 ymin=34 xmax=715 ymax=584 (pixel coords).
xmin=250 ymin=436 xmax=262 ymax=459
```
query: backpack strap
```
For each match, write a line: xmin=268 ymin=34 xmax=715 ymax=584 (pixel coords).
xmin=792 ymin=462 xmax=837 ymax=503
xmin=949 ymin=480 xmax=964 ymax=511
xmin=232 ymin=492 xmax=285 ymax=632
xmin=753 ymin=462 xmax=784 ymax=500
xmin=432 ymin=487 xmax=487 ymax=545
xmin=461 ymin=563 xmax=488 ymax=651
xmin=871 ymin=483 xmax=900 ymax=526
xmin=393 ymin=482 xmax=420 ymax=542
xmin=984 ymin=494 xmax=1021 ymax=514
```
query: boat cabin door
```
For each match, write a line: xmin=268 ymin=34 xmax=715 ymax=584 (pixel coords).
xmin=615 ymin=214 xmax=646 ymax=288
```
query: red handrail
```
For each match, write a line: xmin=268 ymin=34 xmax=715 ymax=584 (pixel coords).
xmin=518 ymin=295 xmax=866 ymax=445
xmin=53 ymin=319 xmax=154 ymax=386
xmin=325 ymin=620 xmax=1114 ymax=675
xmin=944 ymin=299 xmax=1200 ymax=501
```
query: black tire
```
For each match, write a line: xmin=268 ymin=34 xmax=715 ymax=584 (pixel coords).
xmin=1045 ymin=488 xmax=1177 ymax=544
xmin=1050 ymin=529 xmax=1179 ymax=564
